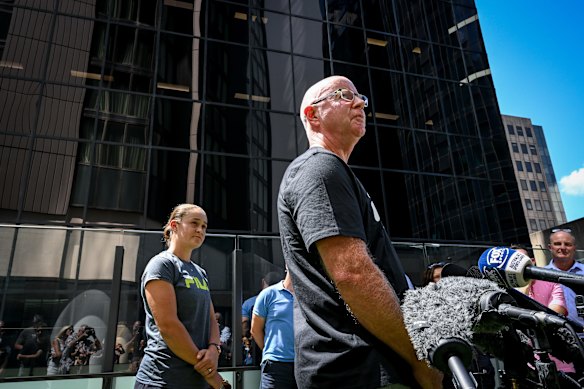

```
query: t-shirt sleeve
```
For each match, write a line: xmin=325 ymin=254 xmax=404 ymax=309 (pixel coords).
xmin=291 ymin=153 xmax=365 ymax=251
xmin=549 ymin=282 xmax=567 ymax=309
xmin=252 ymin=289 xmax=270 ymax=318
xmin=142 ymin=255 xmax=176 ymax=287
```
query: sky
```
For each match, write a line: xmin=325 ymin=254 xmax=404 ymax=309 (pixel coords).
xmin=474 ymin=1 xmax=584 ymax=222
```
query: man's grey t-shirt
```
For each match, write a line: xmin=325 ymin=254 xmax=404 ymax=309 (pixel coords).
xmin=135 ymin=250 xmax=211 ymax=388
xmin=278 ymin=147 xmax=412 ymax=388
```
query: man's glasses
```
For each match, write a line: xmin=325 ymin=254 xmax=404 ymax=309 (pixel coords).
xmin=551 ymin=228 xmax=572 ymax=233
xmin=311 ymin=88 xmax=368 ymax=107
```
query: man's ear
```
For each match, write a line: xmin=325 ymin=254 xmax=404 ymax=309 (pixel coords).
xmin=304 ymin=106 xmax=318 ymax=120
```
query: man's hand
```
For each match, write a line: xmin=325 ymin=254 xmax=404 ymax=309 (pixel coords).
xmin=412 ymin=360 xmax=443 ymax=389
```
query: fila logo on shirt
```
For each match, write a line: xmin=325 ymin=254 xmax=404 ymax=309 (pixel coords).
xmin=181 ymin=271 xmax=209 ymax=290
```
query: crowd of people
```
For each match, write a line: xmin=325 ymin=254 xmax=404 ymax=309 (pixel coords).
xmin=1 ymin=76 xmax=583 ymax=389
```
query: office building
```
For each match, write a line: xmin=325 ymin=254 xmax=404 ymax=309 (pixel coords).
xmin=0 ymin=0 xmax=528 ymax=384
xmin=502 ymin=114 xmax=567 ymax=233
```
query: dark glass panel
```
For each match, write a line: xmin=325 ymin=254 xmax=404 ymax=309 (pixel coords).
xmin=147 ymin=147 xmax=193 ymax=223
xmin=434 ymin=44 xmax=465 ymax=82
xmin=329 ymin=24 xmax=367 ymax=65
xmin=401 ymin=39 xmax=434 ymax=76
xmin=405 ymin=75 xmax=443 ymax=130
xmin=205 ymin=40 xmax=249 ymax=107
xmin=450 ymin=135 xmax=487 ymax=178
xmin=162 ymin=1 xmax=203 ymax=36
xmin=369 ymin=69 xmax=409 ymax=128
xmin=378 ymin=126 xmax=416 ymax=171
xmin=291 ymin=16 xmax=326 ymax=58
xmin=395 ymin=0 xmax=428 ymax=40
xmin=250 ymin=50 xmax=294 ymax=112
xmin=327 ymin=0 xmax=362 ymax=27
xmin=157 ymin=33 xmax=200 ymax=97
xmin=420 ymin=175 xmax=464 ymax=240
xmin=366 ymin=33 xmax=400 ymax=71
xmin=439 ymin=81 xmax=477 ymax=136
xmin=251 ymin=0 xmax=289 ymax=13
xmin=251 ymin=112 xmax=296 ymax=160
xmin=0 ymin=80 xmax=40 ymax=136
xmin=252 ymin=10 xmax=291 ymax=52
xmin=295 ymin=114 xmax=309 ymax=153
xmin=424 ymin=1 xmax=459 ymax=46
xmin=415 ymin=132 xmax=452 ymax=175
xmin=292 ymin=55 xmax=331 ymax=112
xmin=457 ymin=178 xmax=499 ymax=242
xmin=350 ymin=123 xmax=379 ymax=168
xmin=290 ymin=1 xmax=324 ymax=19
xmin=472 ymin=86 xmax=503 ymax=139
xmin=483 ymin=138 xmax=516 ymax=182
xmin=204 ymin=104 xmax=250 ymax=156
xmin=462 ymin=51 xmax=490 ymax=86
xmin=206 ymin=1 xmax=249 ymax=45
xmin=202 ymin=154 xmax=250 ymax=232
xmin=152 ymin=97 xmax=199 ymax=150
xmin=97 ymin=0 xmax=156 ymax=25
xmin=382 ymin=171 xmax=420 ymax=239
xmin=249 ymin=157 xmax=273 ymax=233
xmin=362 ymin=0 xmax=397 ymax=34
xmin=268 ymin=160 xmax=293 ymax=231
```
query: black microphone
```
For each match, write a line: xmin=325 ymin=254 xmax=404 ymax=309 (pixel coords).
xmin=478 ymin=247 xmax=584 ymax=295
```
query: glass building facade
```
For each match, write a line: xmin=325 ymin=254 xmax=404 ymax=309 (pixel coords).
xmin=0 ymin=0 xmax=529 ymax=385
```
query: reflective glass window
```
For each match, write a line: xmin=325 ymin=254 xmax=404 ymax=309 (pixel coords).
xmin=516 ymin=160 xmax=523 ymax=171
xmin=291 ymin=17 xmax=326 ymax=58
xmin=370 ymin=69 xmax=409 ymax=128
xmin=204 ymin=104 xmax=250 ymax=156
xmin=525 ymin=162 xmax=532 ymax=172
xmin=520 ymin=143 xmax=528 ymax=154
xmin=415 ymin=132 xmax=452 ymax=174
xmin=378 ymin=127 xmax=416 ymax=171
xmin=363 ymin=0 xmax=397 ymax=34
xmin=255 ymin=11 xmax=291 ymax=52
xmin=534 ymin=163 xmax=542 ymax=173
xmin=250 ymin=50 xmax=294 ymax=112
xmin=539 ymin=181 xmax=547 ymax=192
xmin=366 ymin=33 xmax=401 ymax=71
xmin=205 ymin=41 xmax=249 ymax=106
xmin=525 ymin=199 xmax=532 ymax=210
xmin=520 ymin=179 xmax=528 ymax=190
xmin=329 ymin=25 xmax=367 ymax=65
xmin=162 ymin=0 xmax=204 ymax=36
xmin=401 ymin=39 xmax=434 ymax=76
xmin=516 ymin=126 xmax=524 ymax=136
xmin=207 ymin=1 xmax=249 ymax=45
xmin=534 ymin=200 xmax=542 ymax=211
xmin=511 ymin=142 xmax=518 ymax=153
xmin=507 ymin=125 xmax=515 ymax=135
xmin=526 ymin=127 xmax=533 ymax=137
xmin=406 ymin=75 xmax=442 ymax=130
xmin=450 ymin=135 xmax=487 ymax=178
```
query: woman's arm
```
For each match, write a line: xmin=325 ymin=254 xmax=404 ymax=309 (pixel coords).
xmin=145 ymin=279 xmax=201 ymax=364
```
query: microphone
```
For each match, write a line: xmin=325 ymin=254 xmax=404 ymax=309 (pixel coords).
xmin=402 ymin=276 xmax=508 ymax=388
xmin=478 ymin=247 xmax=584 ymax=295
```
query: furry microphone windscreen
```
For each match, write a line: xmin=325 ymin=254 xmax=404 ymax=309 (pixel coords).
xmin=402 ymin=276 xmax=506 ymax=362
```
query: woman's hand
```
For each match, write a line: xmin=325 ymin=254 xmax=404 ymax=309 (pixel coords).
xmin=193 ymin=347 xmax=220 ymax=387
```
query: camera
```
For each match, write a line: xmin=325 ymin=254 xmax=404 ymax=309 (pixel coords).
xmin=85 ymin=327 xmax=95 ymax=337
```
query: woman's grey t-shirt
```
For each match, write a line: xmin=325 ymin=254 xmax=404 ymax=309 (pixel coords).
xmin=135 ymin=250 xmax=211 ymax=388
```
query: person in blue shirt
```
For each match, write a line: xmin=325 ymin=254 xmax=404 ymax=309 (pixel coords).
xmin=251 ymin=269 xmax=296 ymax=389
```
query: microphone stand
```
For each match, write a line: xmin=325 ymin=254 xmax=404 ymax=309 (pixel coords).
xmin=429 ymin=338 xmax=477 ymax=389
xmin=524 ymin=327 xmax=561 ymax=389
